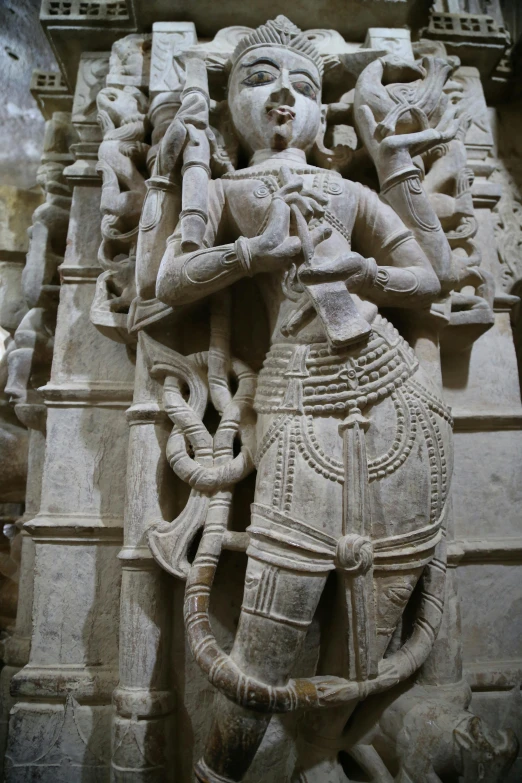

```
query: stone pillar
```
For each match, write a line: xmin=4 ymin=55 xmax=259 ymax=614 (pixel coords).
xmin=0 ymin=182 xmax=41 ymax=778
xmin=111 ymin=346 xmax=176 ymax=782
xmin=109 ymin=24 xmax=195 ymax=781
xmin=0 ymin=409 xmax=43 ymax=780
xmin=440 ymin=66 xmax=522 ymax=778
xmin=5 ymin=52 xmax=134 ymax=782
xmin=423 ymin=0 xmax=510 ymax=78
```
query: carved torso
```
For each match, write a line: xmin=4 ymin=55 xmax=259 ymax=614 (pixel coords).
xmin=212 ymin=165 xmax=398 ymax=344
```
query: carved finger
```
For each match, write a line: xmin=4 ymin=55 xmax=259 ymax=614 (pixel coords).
xmin=286 ymin=193 xmax=314 ymax=220
xmin=265 ymin=196 xmax=291 ymax=242
xmin=299 ymin=252 xmax=365 ymax=284
xmin=286 ymin=193 xmax=326 ymax=220
xmin=436 ymin=120 xmax=460 ymax=146
xmin=278 ymin=165 xmax=304 ymax=196
xmin=385 ymin=128 xmax=440 ymax=152
xmin=300 ymin=188 xmax=329 ymax=207
xmin=278 ymin=236 xmax=302 ymax=259
xmin=309 ymin=224 xmax=332 ymax=248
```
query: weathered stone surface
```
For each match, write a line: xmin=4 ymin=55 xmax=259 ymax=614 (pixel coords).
xmin=0 ymin=0 xmax=57 ymax=189
xmin=1 ymin=4 xmax=521 ymax=782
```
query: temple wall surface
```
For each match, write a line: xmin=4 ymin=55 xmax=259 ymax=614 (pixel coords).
xmin=0 ymin=1 xmax=521 ymax=781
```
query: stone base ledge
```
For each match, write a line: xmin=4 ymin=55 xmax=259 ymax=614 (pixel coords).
xmin=448 ymin=537 xmax=522 ymax=564
xmin=24 ymin=513 xmax=123 ymax=543
xmin=40 ymin=381 xmax=134 ymax=408
xmin=465 ymin=660 xmax=522 ymax=691
xmin=10 ymin=664 xmax=119 ymax=702
xmin=452 ymin=411 xmax=522 ymax=431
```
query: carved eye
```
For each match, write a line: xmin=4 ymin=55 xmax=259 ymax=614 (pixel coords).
xmin=292 ymin=81 xmax=316 ymax=100
xmin=242 ymin=71 xmax=276 ymax=87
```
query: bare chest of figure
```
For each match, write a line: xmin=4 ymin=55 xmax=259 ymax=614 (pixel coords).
xmin=222 ymin=167 xmax=350 ymax=246
xmin=221 ymin=167 xmax=375 ymax=342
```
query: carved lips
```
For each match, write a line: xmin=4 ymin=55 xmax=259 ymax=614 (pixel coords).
xmin=267 ymin=105 xmax=296 ymax=124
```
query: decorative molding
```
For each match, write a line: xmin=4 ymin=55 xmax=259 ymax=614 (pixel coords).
xmin=10 ymin=663 xmax=119 ymax=701
xmin=40 ymin=381 xmax=134 ymax=407
xmin=465 ymin=660 xmax=522 ymax=691
xmin=451 ymin=411 xmax=522 ymax=431
xmin=449 ymin=538 xmax=522 ymax=564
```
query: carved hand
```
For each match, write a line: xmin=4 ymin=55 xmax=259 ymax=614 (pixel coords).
xmin=298 ymin=251 xmax=375 ymax=292
xmin=248 ymin=167 xmax=331 ymax=275
xmin=356 ymin=102 xmax=459 ymax=187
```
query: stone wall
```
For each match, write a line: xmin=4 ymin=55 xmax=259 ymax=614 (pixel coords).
xmin=0 ymin=2 xmax=521 ymax=782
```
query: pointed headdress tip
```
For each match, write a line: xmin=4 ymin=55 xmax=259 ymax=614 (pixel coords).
xmin=231 ymin=15 xmax=324 ymax=78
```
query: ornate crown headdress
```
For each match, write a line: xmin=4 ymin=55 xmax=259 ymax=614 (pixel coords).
xmin=230 ymin=15 xmax=324 ymax=78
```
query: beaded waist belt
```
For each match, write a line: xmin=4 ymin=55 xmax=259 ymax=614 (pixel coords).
xmin=255 ymin=316 xmax=419 ymax=415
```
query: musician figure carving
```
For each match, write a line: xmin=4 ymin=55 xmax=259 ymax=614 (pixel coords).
xmin=138 ymin=16 xmax=467 ymax=782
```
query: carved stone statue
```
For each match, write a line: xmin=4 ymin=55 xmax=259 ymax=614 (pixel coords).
xmin=127 ymin=15 xmax=478 ymax=782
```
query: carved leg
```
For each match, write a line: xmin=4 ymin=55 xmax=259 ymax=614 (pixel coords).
xmin=292 ymin=573 xmax=353 ymax=783
xmin=196 ymin=556 xmax=328 ymax=782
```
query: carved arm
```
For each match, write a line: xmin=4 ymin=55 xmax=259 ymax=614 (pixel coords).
xmin=354 ymin=56 xmax=461 ymax=293
xmin=156 ymin=235 xmax=254 ymax=306
xmin=300 ymin=234 xmax=441 ymax=310
xmin=156 ymin=172 xmax=330 ymax=307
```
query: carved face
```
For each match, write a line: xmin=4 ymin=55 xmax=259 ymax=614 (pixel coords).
xmin=228 ymin=45 xmax=322 ymax=155
xmin=97 ymin=86 xmax=147 ymax=129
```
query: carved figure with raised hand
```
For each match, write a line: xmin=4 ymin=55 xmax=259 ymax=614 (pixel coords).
xmin=6 ymin=112 xmax=75 ymax=404
xmin=133 ymin=16 xmax=496 ymax=783
xmin=96 ymin=83 xmax=149 ymax=313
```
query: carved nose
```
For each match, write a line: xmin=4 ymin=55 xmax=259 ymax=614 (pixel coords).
xmin=268 ymin=75 xmax=296 ymax=107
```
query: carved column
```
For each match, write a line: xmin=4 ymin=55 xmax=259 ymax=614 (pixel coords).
xmin=5 ymin=51 xmax=134 ymax=782
xmin=0 ymin=181 xmax=42 ymax=777
xmin=424 ymin=0 xmax=510 ymax=80
xmin=107 ymin=25 xmax=195 ymax=782
xmin=438 ymin=65 xmax=522 ymax=751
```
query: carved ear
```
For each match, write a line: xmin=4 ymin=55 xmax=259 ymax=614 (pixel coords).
xmin=469 ymin=715 xmax=482 ymax=740
xmin=503 ymin=728 xmax=520 ymax=757
xmin=319 ymin=104 xmax=328 ymax=134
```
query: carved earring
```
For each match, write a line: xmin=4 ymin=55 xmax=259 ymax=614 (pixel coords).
xmin=311 ymin=104 xmax=354 ymax=173
xmin=310 ymin=104 xmax=334 ymax=167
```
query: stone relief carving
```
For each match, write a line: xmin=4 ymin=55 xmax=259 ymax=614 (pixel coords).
xmin=6 ymin=111 xmax=75 ymax=405
xmin=71 ymin=53 xmax=111 ymax=125
xmin=150 ymin=22 xmax=197 ymax=98
xmin=345 ymin=680 xmax=518 ymax=782
xmin=0 ymin=110 xmax=75 ymax=651
xmin=410 ymin=41 xmax=496 ymax=349
xmin=492 ymin=161 xmax=522 ymax=291
xmin=91 ymin=35 xmax=151 ymax=333
xmin=84 ymin=14 xmax=520 ymax=783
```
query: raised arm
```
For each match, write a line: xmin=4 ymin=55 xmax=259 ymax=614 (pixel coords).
xmin=354 ymin=55 xmax=460 ymax=293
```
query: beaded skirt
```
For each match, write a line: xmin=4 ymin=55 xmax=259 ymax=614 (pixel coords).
xmin=255 ymin=315 xmax=420 ymax=416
